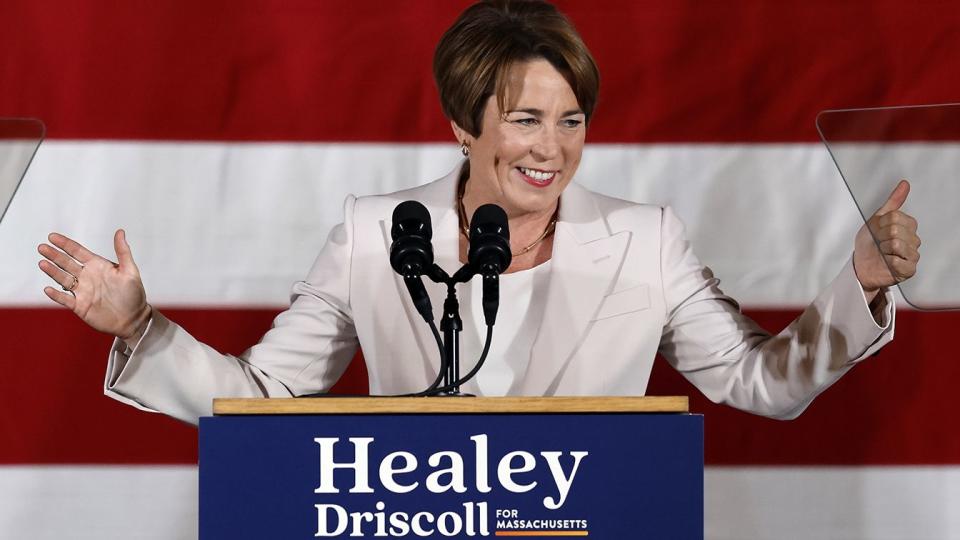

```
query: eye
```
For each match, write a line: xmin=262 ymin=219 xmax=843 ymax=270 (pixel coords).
xmin=512 ymin=117 xmax=539 ymax=126
xmin=561 ymin=118 xmax=583 ymax=129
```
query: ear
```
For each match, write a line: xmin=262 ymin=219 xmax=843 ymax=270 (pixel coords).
xmin=450 ymin=120 xmax=472 ymax=147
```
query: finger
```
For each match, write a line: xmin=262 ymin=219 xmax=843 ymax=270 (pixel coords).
xmin=878 ymin=238 xmax=920 ymax=264
xmin=877 ymin=210 xmax=918 ymax=232
xmin=38 ymin=259 xmax=78 ymax=290
xmin=114 ymin=229 xmax=139 ymax=271
xmin=894 ymin=244 xmax=921 ymax=263
xmin=871 ymin=254 xmax=912 ymax=281
xmin=875 ymin=179 xmax=910 ymax=217
xmin=878 ymin=238 xmax=909 ymax=258
xmin=889 ymin=257 xmax=917 ymax=281
xmin=38 ymin=243 xmax=84 ymax=276
xmin=43 ymin=286 xmax=77 ymax=310
xmin=876 ymin=224 xmax=922 ymax=250
xmin=48 ymin=232 xmax=96 ymax=264
xmin=902 ymin=212 xmax=918 ymax=233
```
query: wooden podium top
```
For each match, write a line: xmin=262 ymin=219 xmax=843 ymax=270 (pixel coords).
xmin=212 ymin=396 xmax=688 ymax=415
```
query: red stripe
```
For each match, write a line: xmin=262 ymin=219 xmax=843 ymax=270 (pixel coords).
xmin=649 ymin=309 xmax=960 ymax=466
xmin=0 ymin=308 xmax=366 ymax=465
xmin=2 ymin=1 xmax=958 ymax=142
xmin=1 ymin=307 xmax=956 ymax=465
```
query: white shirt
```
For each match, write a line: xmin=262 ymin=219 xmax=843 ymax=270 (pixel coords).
xmin=460 ymin=260 xmax=553 ymax=395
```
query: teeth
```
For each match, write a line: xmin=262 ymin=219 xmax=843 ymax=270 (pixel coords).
xmin=519 ymin=167 xmax=556 ymax=182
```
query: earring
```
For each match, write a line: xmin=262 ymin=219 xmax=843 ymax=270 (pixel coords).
xmin=460 ymin=142 xmax=470 ymax=157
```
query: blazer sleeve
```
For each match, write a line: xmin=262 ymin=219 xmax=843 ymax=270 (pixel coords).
xmin=657 ymin=206 xmax=894 ymax=420
xmin=102 ymin=195 xmax=361 ymax=425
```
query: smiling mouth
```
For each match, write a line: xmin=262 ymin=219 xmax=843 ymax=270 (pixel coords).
xmin=517 ymin=166 xmax=557 ymax=186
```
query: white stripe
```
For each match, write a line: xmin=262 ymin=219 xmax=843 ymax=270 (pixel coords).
xmin=0 ymin=465 xmax=196 ymax=540
xmin=2 ymin=465 xmax=958 ymax=539
xmin=706 ymin=466 xmax=960 ymax=540
xmin=1 ymin=141 xmax=950 ymax=307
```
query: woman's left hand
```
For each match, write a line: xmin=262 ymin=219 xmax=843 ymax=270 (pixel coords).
xmin=853 ymin=179 xmax=921 ymax=295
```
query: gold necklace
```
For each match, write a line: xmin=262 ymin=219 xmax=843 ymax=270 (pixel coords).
xmin=457 ymin=177 xmax=558 ymax=257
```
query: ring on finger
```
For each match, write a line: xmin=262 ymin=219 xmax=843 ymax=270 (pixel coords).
xmin=63 ymin=274 xmax=79 ymax=292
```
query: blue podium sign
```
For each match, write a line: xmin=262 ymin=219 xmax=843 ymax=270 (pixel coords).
xmin=200 ymin=401 xmax=702 ymax=539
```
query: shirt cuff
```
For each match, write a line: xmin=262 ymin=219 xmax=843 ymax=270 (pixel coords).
xmin=106 ymin=312 xmax=157 ymax=388
xmin=831 ymin=257 xmax=895 ymax=363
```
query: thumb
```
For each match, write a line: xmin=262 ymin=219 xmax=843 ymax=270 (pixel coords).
xmin=114 ymin=229 xmax=138 ymax=271
xmin=875 ymin=179 xmax=910 ymax=216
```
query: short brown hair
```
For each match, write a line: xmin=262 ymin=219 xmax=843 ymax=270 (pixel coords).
xmin=433 ymin=0 xmax=600 ymax=137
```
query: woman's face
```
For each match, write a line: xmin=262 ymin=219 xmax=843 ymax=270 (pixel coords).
xmin=461 ymin=58 xmax=586 ymax=218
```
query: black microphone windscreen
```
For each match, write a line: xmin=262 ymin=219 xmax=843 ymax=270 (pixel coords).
xmin=390 ymin=200 xmax=435 ymax=276
xmin=469 ymin=204 xmax=509 ymax=239
xmin=391 ymin=200 xmax=432 ymax=241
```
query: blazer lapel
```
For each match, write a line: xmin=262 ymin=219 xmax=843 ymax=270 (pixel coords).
xmin=518 ymin=183 xmax=630 ymax=395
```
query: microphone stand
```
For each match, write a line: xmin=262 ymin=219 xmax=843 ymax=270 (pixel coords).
xmin=425 ymin=263 xmax=474 ymax=396
xmin=441 ymin=285 xmax=463 ymax=394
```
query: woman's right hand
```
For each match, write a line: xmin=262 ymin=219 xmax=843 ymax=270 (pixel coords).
xmin=38 ymin=229 xmax=152 ymax=349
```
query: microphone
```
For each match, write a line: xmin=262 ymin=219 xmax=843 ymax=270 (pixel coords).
xmin=467 ymin=204 xmax=511 ymax=326
xmin=390 ymin=201 xmax=435 ymax=322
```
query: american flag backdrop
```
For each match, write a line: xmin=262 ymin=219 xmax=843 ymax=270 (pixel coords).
xmin=2 ymin=1 xmax=959 ymax=539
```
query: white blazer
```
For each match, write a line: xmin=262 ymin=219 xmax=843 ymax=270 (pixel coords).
xmin=105 ymin=165 xmax=894 ymax=425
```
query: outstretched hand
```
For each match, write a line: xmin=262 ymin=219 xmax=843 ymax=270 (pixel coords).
xmin=38 ymin=229 xmax=152 ymax=345
xmin=853 ymin=180 xmax=921 ymax=296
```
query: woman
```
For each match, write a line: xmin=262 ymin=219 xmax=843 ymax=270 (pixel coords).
xmin=37 ymin=0 xmax=919 ymax=425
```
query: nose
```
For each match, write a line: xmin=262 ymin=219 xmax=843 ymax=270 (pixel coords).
xmin=531 ymin=126 xmax=560 ymax=161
